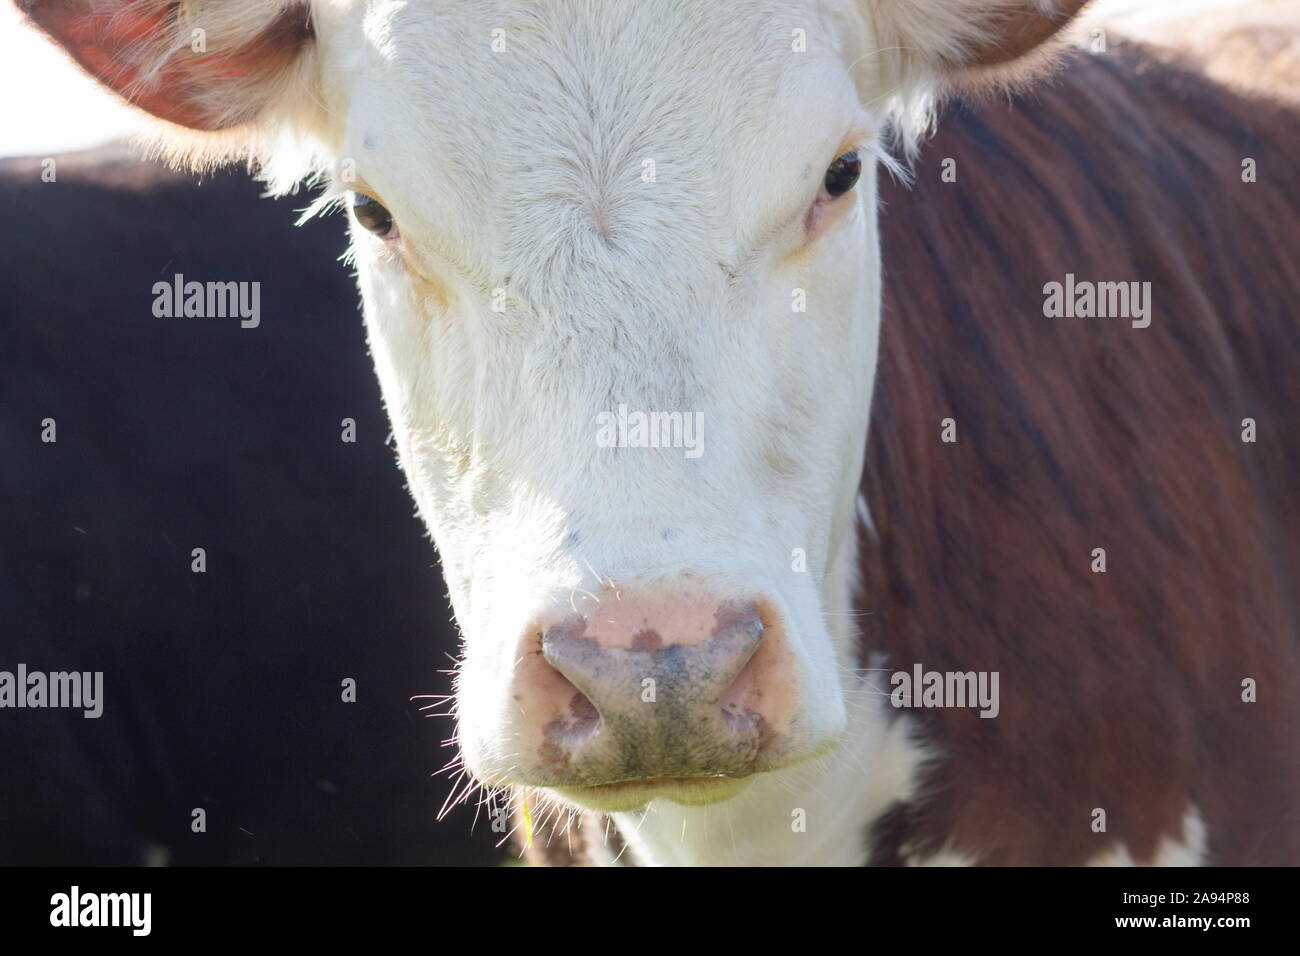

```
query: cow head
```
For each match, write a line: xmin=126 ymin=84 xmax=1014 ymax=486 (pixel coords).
xmin=24 ymin=0 xmax=1085 ymax=813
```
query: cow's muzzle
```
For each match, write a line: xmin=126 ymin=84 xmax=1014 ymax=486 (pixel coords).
xmin=506 ymin=578 xmax=800 ymax=804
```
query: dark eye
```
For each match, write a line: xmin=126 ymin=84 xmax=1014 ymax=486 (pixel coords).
xmin=823 ymin=151 xmax=861 ymax=198
xmin=352 ymin=193 xmax=396 ymax=238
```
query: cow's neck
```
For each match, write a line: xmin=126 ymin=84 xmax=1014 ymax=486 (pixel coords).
xmin=609 ymin=497 xmax=922 ymax=866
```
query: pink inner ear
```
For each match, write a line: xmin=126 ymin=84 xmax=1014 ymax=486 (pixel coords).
xmin=21 ymin=0 xmax=313 ymax=131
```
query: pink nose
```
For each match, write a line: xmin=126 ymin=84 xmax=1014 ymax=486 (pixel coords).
xmin=513 ymin=582 xmax=797 ymax=787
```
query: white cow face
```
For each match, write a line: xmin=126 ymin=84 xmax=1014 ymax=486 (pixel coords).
xmin=312 ymin=1 xmax=882 ymax=806
xmin=26 ymin=0 xmax=1084 ymax=812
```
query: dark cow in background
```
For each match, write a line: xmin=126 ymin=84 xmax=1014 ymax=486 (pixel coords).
xmin=0 ymin=147 xmax=496 ymax=865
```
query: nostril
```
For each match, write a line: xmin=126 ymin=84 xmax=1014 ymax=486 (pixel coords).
xmin=533 ymin=619 xmax=605 ymax=749
xmin=721 ymin=699 xmax=762 ymax=732
xmin=559 ymin=687 xmax=601 ymax=743
xmin=719 ymin=668 xmax=763 ymax=731
xmin=543 ymin=678 xmax=602 ymax=749
xmin=569 ymin=690 xmax=599 ymax=728
xmin=534 ymin=593 xmax=778 ymax=751
xmin=712 ymin=601 xmax=764 ymax=641
xmin=716 ymin=602 xmax=771 ymax=730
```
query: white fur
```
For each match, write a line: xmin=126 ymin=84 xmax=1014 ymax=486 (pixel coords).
xmin=316 ymin=0 xmax=888 ymax=804
xmin=905 ymin=806 xmax=1209 ymax=866
xmin=1086 ymin=806 xmax=1209 ymax=867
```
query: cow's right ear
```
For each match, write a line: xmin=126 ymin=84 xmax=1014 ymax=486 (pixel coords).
xmin=869 ymin=0 xmax=1089 ymax=75
xmin=858 ymin=1 xmax=1090 ymax=147
xmin=18 ymin=0 xmax=314 ymax=132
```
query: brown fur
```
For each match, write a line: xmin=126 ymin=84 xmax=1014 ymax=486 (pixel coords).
xmin=859 ymin=39 xmax=1300 ymax=865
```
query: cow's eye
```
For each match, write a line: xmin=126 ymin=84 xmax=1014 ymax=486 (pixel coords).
xmin=352 ymin=193 xmax=396 ymax=238
xmin=823 ymin=151 xmax=861 ymax=198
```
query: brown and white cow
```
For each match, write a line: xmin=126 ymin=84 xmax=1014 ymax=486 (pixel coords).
xmin=19 ymin=0 xmax=1300 ymax=865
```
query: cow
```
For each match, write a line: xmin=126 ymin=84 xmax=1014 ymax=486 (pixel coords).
xmin=16 ymin=0 xmax=1300 ymax=866
xmin=0 ymin=146 xmax=493 ymax=865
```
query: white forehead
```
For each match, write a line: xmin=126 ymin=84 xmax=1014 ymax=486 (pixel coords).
xmin=317 ymin=0 xmax=872 ymax=280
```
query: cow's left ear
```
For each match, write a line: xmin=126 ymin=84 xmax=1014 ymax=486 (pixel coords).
xmin=18 ymin=0 xmax=315 ymax=132
xmin=869 ymin=0 xmax=1090 ymax=76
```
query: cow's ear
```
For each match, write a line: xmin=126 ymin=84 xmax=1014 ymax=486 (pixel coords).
xmin=871 ymin=0 xmax=1089 ymax=75
xmin=18 ymin=0 xmax=314 ymax=132
xmin=862 ymin=1 xmax=1090 ymax=146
